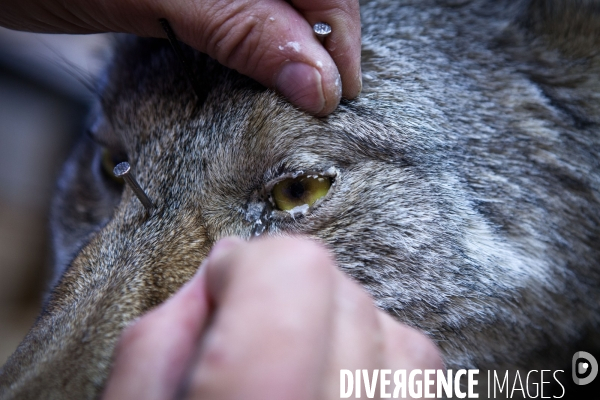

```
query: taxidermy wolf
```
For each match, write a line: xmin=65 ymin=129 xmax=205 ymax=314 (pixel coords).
xmin=1 ymin=0 xmax=599 ymax=398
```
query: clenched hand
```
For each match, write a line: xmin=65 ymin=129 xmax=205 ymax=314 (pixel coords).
xmin=103 ymin=237 xmax=442 ymax=399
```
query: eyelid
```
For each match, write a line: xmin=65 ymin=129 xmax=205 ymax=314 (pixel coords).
xmin=263 ymin=167 xmax=338 ymax=195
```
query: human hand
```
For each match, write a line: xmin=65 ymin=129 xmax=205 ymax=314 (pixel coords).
xmin=102 ymin=237 xmax=442 ymax=399
xmin=1 ymin=0 xmax=361 ymax=116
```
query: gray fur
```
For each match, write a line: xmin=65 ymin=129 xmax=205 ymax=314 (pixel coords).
xmin=1 ymin=0 xmax=599 ymax=398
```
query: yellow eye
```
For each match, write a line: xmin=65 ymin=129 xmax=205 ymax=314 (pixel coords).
xmin=101 ymin=148 xmax=125 ymax=184
xmin=271 ymin=175 xmax=332 ymax=211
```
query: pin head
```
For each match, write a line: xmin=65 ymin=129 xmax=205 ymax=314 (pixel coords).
xmin=113 ymin=162 xmax=131 ymax=177
xmin=313 ymin=22 xmax=332 ymax=38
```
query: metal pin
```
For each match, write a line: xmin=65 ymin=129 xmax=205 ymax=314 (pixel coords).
xmin=313 ymin=22 xmax=332 ymax=42
xmin=113 ymin=162 xmax=156 ymax=213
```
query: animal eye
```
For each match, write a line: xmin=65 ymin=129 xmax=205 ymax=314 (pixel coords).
xmin=100 ymin=148 xmax=125 ymax=184
xmin=271 ymin=175 xmax=332 ymax=211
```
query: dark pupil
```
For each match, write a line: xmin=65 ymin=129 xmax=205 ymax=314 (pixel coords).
xmin=287 ymin=181 xmax=306 ymax=200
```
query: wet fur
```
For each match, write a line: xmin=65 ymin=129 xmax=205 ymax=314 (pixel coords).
xmin=1 ymin=0 xmax=599 ymax=398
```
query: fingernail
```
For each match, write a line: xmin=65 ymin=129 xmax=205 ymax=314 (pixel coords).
xmin=276 ymin=62 xmax=325 ymax=114
xmin=209 ymin=237 xmax=244 ymax=260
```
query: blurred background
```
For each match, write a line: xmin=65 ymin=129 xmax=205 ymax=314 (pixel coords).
xmin=0 ymin=28 xmax=111 ymax=365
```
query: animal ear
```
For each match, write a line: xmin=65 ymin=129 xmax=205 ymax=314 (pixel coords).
xmin=524 ymin=0 xmax=600 ymax=56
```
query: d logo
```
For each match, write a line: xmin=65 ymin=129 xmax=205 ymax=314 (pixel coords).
xmin=572 ymin=351 xmax=598 ymax=385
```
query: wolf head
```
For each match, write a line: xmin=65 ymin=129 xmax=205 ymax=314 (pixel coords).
xmin=1 ymin=0 xmax=599 ymax=398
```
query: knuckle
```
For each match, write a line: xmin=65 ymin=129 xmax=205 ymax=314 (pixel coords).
xmin=186 ymin=331 xmax=236 ymax=396
xmin=248 ymin=237 xmax=336 ymax=279
xmin=116 ymin=310 xmax=161 ymax=350
xmin=117 ymin=318 xmax=145 ymax=348
xmin=202 ymin=3 xmax=266 ymax=68
xmin=353 ymin=291 xmax=380 ymax=332
xmin=197 ymin=329 xmax=230 ymax=372
xmin=404 ymin=328 xmax=444 ymax=370
xmin=345 ymin=278 xmax=377 ymax=315
xmin=287 ymin=238 xmax=335 ymax=270
xmin=382 ymin=314 xmax=444 ymax=371
xmin=217 ymin=17 xmax=263 ymax=67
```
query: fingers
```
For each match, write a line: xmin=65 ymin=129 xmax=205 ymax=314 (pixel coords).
xmin=321 ymin=266 xmax=443 ymax=400
xmin=156 ymin=0 xmax=359 ymax=115
xmin=184 ymin=237 xmax=336 ymax=399
xmin=185 ymin=237 xmax=442 ymax=399
xmin=377 ymin=314 xmax=444 ymax=399
xmin=378 ymin=312 xmax=444 ymax=373
xmin=103 ymin=236 xmax=444 ymax=400
xmin=319 ymin=268 xmax=383 ymax=399
xmin=101 ymin=268 xmax=210 ymax=400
